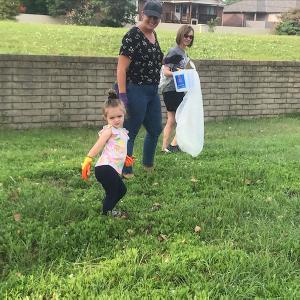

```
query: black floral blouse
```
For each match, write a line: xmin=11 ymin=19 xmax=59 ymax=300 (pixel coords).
xmin=119 ymin=26 xmax=163 ymax=85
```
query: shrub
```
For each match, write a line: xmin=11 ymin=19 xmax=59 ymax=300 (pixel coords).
xmin=47 ymin=0 xmax=80 ymax=17
xmin=21 ymin=0 xmax=48 ymax=14
xmin=66 ymin=2 xmax=101 ymax=26
xmin=0 ymin=0 xmax=19 ymax=20
xmin=276 ymin=9 xmax=300 ymax=35
xmin=65 ymin=0 xmax=136 ymax=27
xmin=207 ymin=17 xmax=220 ymax=33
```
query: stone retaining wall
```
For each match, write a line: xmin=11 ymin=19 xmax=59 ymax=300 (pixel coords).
xmin=0 ymin=54 xmax=299 ymax=129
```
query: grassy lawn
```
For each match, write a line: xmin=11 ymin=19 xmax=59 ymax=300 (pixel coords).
xmin=0 ymin=20 xmax=300 ymax=60
xmin=0 ymin=116 xmax=300 ymax=298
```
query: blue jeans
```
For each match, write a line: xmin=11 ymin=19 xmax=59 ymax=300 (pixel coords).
xmin=123 ymin=83 xmax=162 ymax=174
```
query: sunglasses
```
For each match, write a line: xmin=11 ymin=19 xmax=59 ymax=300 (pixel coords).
xmin=184 ymin=34 xmax=194 ymax=40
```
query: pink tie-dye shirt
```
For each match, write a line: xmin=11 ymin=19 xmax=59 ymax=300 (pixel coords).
xmin=95 ymin=125 xmax=129 ymax=175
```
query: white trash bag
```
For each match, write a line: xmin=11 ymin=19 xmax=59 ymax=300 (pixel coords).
xmin=175 ymin=69 xmax=204 ymax=157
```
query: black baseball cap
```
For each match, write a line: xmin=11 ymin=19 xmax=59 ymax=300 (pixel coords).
xmin=143 ymin=0 xmax=162 ymax=18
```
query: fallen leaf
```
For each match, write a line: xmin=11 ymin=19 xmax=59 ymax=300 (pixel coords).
xmin=14 ymin=213 xmax=21 ymax=222
xmin=157 ymin=234 xmax=168 ymax=242
xmin=194 ymin=225 xmax=201 ymax=234
xmin=127 ymin=229 xmax=134 ymax=235
xmin=9 ymin=190 xmax=20 ymax=202
xmin=151 ymin=203 xmax=161 ymax=211
xmin=145 ymin=224 xmax=152 ymax=235
xmin=191 ymin=177 xmax=198 ymax=183
xmin=244 ymin=178 xmax=252 ymax=185
xmin=120 ymin=212 xmax=129 ymax=219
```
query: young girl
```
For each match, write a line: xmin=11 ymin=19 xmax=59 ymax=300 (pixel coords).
xmin=81 ymin=90 xmax=133 ymax=217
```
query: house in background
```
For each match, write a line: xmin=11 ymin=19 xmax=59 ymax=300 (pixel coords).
xmin=138 ymin=0 xmax=224 ymax=25
xmin=223 ymin=0 xmax=300 ymax=28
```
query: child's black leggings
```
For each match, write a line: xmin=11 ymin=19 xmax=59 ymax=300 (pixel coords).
xmin=94 ymin=165 xmax=127 ymax=215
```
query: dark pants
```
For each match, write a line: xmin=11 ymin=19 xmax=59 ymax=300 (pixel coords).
xmin=123 ymin=83 xmax=162 ymax=174
xmin=95 ymin=165 xmax=127 ymax=214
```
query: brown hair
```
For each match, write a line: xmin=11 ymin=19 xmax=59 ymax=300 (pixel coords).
xmin=176 ymin=25 xmax=194 ymax=48
xmin=103 ymin=89 xmax=126 ymax=117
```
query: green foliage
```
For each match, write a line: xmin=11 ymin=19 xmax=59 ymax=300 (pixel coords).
xmin=276 ymin=9 xmax=300 ymax=35
xmin=98 ymin=0 xmax=136 ymax=27
xmin=66 ymin=1 xmax=99 ymax=26
xmin=0 ymin=0 xmax=19 ymax=20
xmin=207 ymin=17 xmax=220 ymax=32
xmin=47 ymin=0 xmax=136 ymax=26
xmin=21 ymin=0 xmax=48 ymax=14
xmin=0 ymin=117 xmax=300 ymax=298
xmin=46 ymin=0 xmax=80 ymax=16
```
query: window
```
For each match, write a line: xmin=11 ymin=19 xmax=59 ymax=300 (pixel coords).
xmin=207 ymin=6 xmax=215 ymax=15
xmin=182 ymin=4 xmax=187 ymax=15
xmin=175 ymin=4 xmax=180 ymax=13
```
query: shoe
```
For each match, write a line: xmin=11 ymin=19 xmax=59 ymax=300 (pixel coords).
xmin=166 ymin=144 xmax=180 ymax=153
xmin=144 ymin=166 xmax=154 ymax=172
xmin=122 ymin=173 xmax=134 ymax=179
xmin=111 ymin=210 xmax=129 ymax=219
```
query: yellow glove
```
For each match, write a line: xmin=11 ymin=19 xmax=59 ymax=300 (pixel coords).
xmin=81 ymin=156 xmax=92 ymax=180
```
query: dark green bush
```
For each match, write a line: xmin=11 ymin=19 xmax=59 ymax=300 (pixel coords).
xmin=21 ymin=0 xmax=48 ymax=15
xmin=0 ymin=0 xmax=19 ymax=20
xmin=276 ymin=9 xmax=300 ymax=35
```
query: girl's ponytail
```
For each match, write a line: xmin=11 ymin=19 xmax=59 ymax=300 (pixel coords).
xmin=103 ymin=89 xmax=126 ymax=117
xmin=107 ymin=89 xmax=118 ymax=100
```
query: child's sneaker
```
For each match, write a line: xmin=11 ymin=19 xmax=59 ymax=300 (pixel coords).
xmin=111 ymin=210 xmax=129 ymax=219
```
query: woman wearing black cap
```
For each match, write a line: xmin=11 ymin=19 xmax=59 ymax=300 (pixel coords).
xmin=117 ymin=0 xmax=164 ymax=179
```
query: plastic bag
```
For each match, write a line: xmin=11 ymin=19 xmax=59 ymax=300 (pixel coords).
xmin=172 ymin=60 xmax=196 ymax=92
xmin=172 ymin=69 xmax=189 ymax=92
xmin=158 ymin=66 xmax=172 ymax=93
xmin=175 ymin=69 xmax=204 ymax=157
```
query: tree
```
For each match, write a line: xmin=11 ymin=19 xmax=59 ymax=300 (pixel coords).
xmin=45 ymin=0 xmax=136 ymax=27
xmin=65 ymin=0 xmax=136 ymax=27
xmin=207 ymin=17 xmax=220 ymax=32
xmin=21 ymin=0 xmax=48 ymax=14
xmin=46 ymin=0 xmax=80 ymax=16
xmin=0 ymin=0 xmax=19 ymax=20
xmin=98 ymin=0 xmax=136 ymax=27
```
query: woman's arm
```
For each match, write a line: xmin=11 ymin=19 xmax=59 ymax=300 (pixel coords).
xmin=117 ymin=55 xmax=131 ymax=93
xmin=163 ymin=65 xmax=173 ymax=77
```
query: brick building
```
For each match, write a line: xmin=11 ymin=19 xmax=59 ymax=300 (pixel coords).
xmin=138 ymin=0 xmax=224 ymax=25
xmin=223 ymin=0 xmax=300 ymax=28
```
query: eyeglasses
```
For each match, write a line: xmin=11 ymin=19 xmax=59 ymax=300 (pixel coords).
xmin=184 ymin=34 xmax=194 ymax=40
xmin=147 ymin=15 xmax=160 ymax=21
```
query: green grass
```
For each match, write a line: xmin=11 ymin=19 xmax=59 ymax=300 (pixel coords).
xmin=0 ymin=20 xmax=300 ymax=60
xmin=1 ymin=116 xmax=300 ymax=298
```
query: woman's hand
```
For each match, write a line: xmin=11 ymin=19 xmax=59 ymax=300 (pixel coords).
xmin=119 ymin=93 xmax=129 ymax=107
